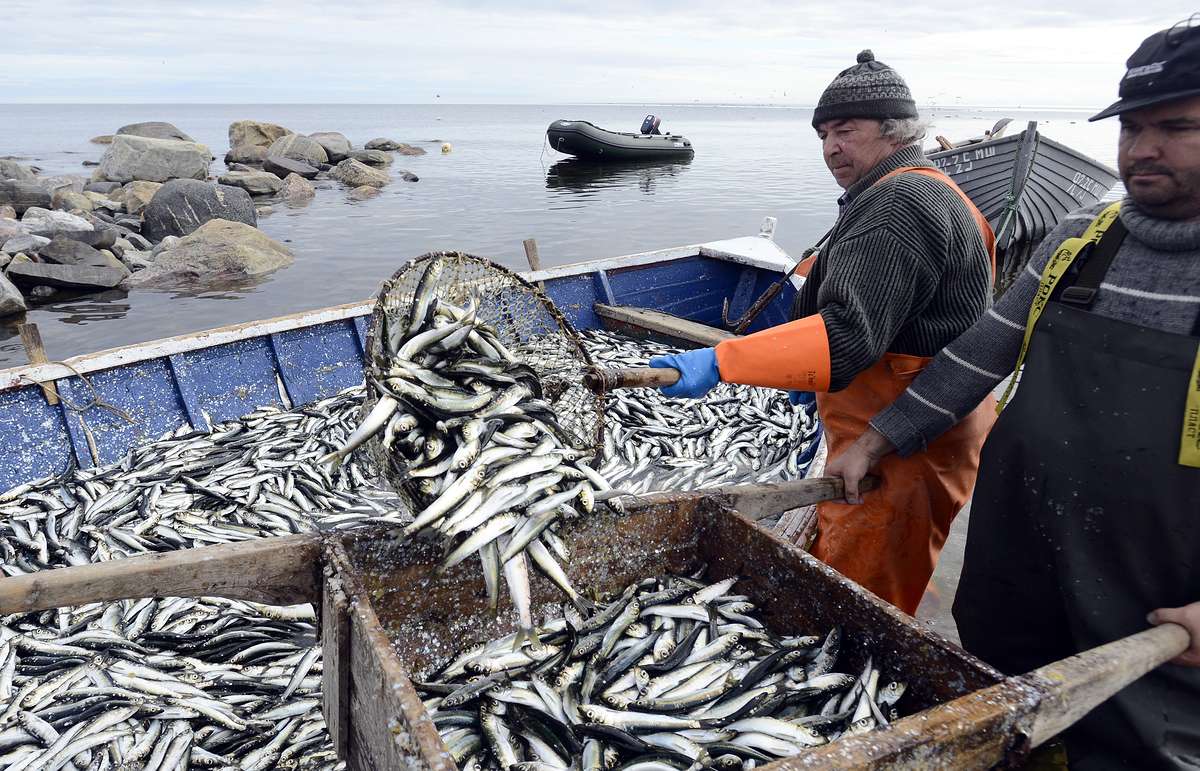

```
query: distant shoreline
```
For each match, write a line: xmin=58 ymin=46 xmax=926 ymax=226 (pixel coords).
xmin=0 ymin=102 xmax=1103 ymax=113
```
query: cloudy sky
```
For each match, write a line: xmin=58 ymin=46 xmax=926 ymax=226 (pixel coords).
xmin=0 ymin=2 xmax=1188 ymax=107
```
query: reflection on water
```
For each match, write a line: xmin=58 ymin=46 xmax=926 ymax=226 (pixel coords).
xmin=545 ymin=158 xmax=692 ymax=195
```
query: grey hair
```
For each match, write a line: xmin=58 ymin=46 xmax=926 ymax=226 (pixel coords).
xmin=879 ymin=117 xmax=929 ymax=145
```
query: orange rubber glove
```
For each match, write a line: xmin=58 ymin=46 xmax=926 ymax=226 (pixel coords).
xmin=715 ymin=313 xmax=831 ymax=392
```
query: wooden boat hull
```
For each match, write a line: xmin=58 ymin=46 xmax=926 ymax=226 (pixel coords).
xmin=0 ymin=236 xmax=799 ymax=492
xmin=928 ymin=123 xmax=1119 ymax=288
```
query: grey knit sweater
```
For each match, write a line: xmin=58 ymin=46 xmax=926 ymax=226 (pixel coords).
xmin=872 ymin=198 xmax=1200 ymax=456
xmin=792 ymin=144 xmax=993 ymax=390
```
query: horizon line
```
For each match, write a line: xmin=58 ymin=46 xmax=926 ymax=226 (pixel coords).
xmin=0 ymin=101 xmax=1104 ymax=112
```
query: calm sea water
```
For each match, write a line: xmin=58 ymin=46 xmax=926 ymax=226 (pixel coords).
xmin=0 ymin=104 xmax=1119 ymax=367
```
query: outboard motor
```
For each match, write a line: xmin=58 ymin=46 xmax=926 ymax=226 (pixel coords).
xmin=640 ymin=114 xmax=662 ymax=135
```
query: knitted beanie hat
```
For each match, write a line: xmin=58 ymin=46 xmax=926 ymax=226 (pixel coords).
xmin=811 ymin=50 xmax=919 ymax=128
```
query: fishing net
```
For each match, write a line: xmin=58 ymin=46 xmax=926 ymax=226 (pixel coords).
xmin=363 ymin=251 xmax=604 ymax=505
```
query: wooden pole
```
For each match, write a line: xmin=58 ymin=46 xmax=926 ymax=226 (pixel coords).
xmin=18 ymin=322 xmax=59 ymax=405
xmin=523 ymin=238 xmax=545 ymax=290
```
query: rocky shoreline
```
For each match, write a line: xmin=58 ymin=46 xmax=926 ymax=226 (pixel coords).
xmin=0 ymin=119 xmax=430 ymax=318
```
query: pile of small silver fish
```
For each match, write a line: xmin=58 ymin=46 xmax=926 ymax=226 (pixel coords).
xmin=0 ymin=327 xmax=819 ymax=769
xmin=417 ymin=572 xmax=904 ymax=770
xmin=326 ymin=255 xmax=605 ymax=644
xmin=579 ymin=331 xmax=821 ymax=495
xmin=0 ymin=386 xmax=404 ymax=771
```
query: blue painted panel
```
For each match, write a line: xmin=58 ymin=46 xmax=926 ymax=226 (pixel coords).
xmin=741 ymin=268 xmax=801 ymax=334
xmin=607 ymin=257 xmax=746 ymax=327
xmin=544 ymin=274 xmax=601 ymax=331
xmin=58 ymin=359 xmax=191 ymax=468
xmin=171 ymin=337 xmax=284 ymax=425
xmin=167 ymin=354 xmax=210 ymax=432
xmin=273 ymin=321 xmax=369 ymax=406
xmin=0 ymin=386 xmax=75 ymax=490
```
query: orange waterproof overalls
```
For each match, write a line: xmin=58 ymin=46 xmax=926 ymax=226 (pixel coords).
xmin=716 ymin=167 xmax=996 ymax=614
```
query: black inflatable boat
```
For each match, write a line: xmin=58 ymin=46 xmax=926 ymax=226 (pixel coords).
xmin=547 ymin=119 xmax=695 ymax=161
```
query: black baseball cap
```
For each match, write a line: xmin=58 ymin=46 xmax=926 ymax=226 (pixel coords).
xmin=1090 ymin=14 xmax=1200 ymax=121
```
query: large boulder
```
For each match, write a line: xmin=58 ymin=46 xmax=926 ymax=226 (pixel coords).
xmin=51 ymin=189 xmax=93 ymax=213
xmin=2 ymin=233 xmax=49 ymax=255
xmin=0 ymin=218 xmax=22 ymax=243
xmin=217 ymin=171 xmax=283 ymax=196
xmin=0 ymin=272 xmax=25 ymax=316
xmin=263 ymin=156 xmax=318 ymax=180
xmin=21 ymin=208 xmax=94 ymax=237
xmin=142 ymin=179 xmax=256 ymax=242
xmin=348 ymin=149 xmax=392 ymax=167
xmin=309 ymin=132 xmax=352 ymax=163
xmin=7 ymin=262 xmax=127 ymax=291
xmin=113 ymin=180 xmax=162 ymax=217
xmin=0 ymin=160 xmax=36 ymax=181
xmin=38 ymin=235 xmax=112 ymax=268
xmin=228 ymin=121 xmax=292 ymax=149
xmin=225 ymin=145 xmax=269 ymax=165
xmin=331 ymin=159 xmax=389 ymax=188
xmin=128 ymin=219 xmax=293 ymax=287
xmin=279 ymin=173 xmax=315 ymax=204
xmin=116 ymin=121 xmax=195 ymax=142
xmin=98 ymin=136 xmax=211 ymax=184
xmin=85 ymin=181 xmax=123 ymax=195
xmin=53 ymin=228 xmax=118 ymax=251
xmin=364 ymin=138 xmax=426 ymax=156
xmin=266 ymin=135 xmax=328 ymax=166
xmin=39 ymin=175 xmax=86 ymax=195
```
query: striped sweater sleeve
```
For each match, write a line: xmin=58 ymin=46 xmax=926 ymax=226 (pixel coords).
xmin=869 ymin=206 xmax=1103 ymax=456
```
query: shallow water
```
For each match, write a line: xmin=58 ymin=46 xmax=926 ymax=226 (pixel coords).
xmin=0 ymin=103 xmax=1118 ymax=367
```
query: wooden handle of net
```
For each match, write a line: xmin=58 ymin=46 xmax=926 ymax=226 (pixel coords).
xmin=584 ymin=366 xmax=680 ymax=393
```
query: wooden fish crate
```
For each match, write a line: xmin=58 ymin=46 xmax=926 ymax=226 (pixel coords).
xmin=319 ymin=490 xmax=1004 ymax=770
xmin=1 ymin=481 xmax=1182 ymax=769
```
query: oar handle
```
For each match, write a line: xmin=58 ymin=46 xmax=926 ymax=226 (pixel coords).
xmin=584 ymin=366 xmax=680 ymax=393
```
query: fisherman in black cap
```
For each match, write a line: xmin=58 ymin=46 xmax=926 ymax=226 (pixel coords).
xmin=829 ymin=14 xmax=1200 ymax=767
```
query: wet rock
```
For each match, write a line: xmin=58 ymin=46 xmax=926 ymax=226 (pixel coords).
xmin=228 ymin=120 xmax=292 ymax=149
xmin=113 ymin=180 xmax=162 ymax=217
xmin=0 ymin=219 xmax=25 ymax=243
xmin=348 ymin=149 xmax=391 ymax=166
xmin=348 ymin=185 xmax=381 ymax=201
xmin=39 ymin=175 xmax=87 ymax=195
xmin=7 ymin=261 xmax=127 ymax=291
xmin=256 ymin=205 xmax=273 ymax=217
xmin=226 ymin=162 xmax=258 ymax=173
xmin=116 ymin=121 xmax=195 ymax=142
xmin=21 ymin=208 xmax=94 ymax=237
xmin=39 ymin=235 xmax=112 ymax=267
xmin=0 ymin=160 xmax=36 ymax=181
xmin=279 ymin=173 xmax=315 ymax=203
xmin=90 ymin=135 xmax=114 ymax=144
xmin=392 ymin=143 xmax=427 ymax=156
xmin=85 ymin=181 xmax=122 ymax=195
xmin=0 ymin=180 xmax=51 ymax=215
xmin=84 ymin=192 xmax=123 ymax=212
xmin=309 ymin=132 xmax=352 ymax=162
xmin=400 ymin=171 xmax=420 ymax=182
xmin=27 ymin=285 xmax=57 ymax=299
xmin=266 ymin=135 xmax=328 ymax=167
xmin=52 ymin=189 xmax=94 ymax=213
xmin=217 ymin=171 xmax=283 ymax=196
xmin=0 ymin=272 xmax=26 ymax=316
xmin=82 ymin=160 xmax=100 ymax=167
xmin=98 ymin=136 xmax=211 ymax=184
xmin=124 ymin=232 xmax=152 ymax=251
xmin=365 ymin=138 xmax=402 ymax=151
xmin=152 ymin=236 xmax=180 ymax=256
xmin=2 ymin=233 xmax=50 ymax=255
xmin=59 ymin=228 xmax=118 ymax=251
xmin=331 ymin=159 xmax=389 ymax=189
xmin=129 ymin=219 xmax=293 ymax=287
xmin=225 ymin=145 xmax=268 ymax=166
xmin=120 ymin=249 xmax=154 ymax=271
xmin=142 ymin=179 xmax=256 ymax=242
xmin=0 ymin=206 xmax=15 ymax=220
xmin=263 ymin=156 xmax=318 ymax=180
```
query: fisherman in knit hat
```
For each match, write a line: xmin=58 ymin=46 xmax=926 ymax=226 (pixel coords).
xmin=649 ymin=51 xmax=997 ymax=615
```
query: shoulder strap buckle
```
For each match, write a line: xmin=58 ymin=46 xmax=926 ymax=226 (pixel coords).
xmin=1059 ymin=285 xmax=1099 ymax=307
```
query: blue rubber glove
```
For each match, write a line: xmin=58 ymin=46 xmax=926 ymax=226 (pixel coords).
xmin=649 ymin=348 xmax=720 ymax=399
xmin=789 ymin=390 xmax=816 ymax=407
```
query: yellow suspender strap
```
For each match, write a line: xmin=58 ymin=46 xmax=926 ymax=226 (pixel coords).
xmin=996 ymin=203 xmax=1122 ymax=412
xmin=1182 ymin=347 xmax=1200 ymax=468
